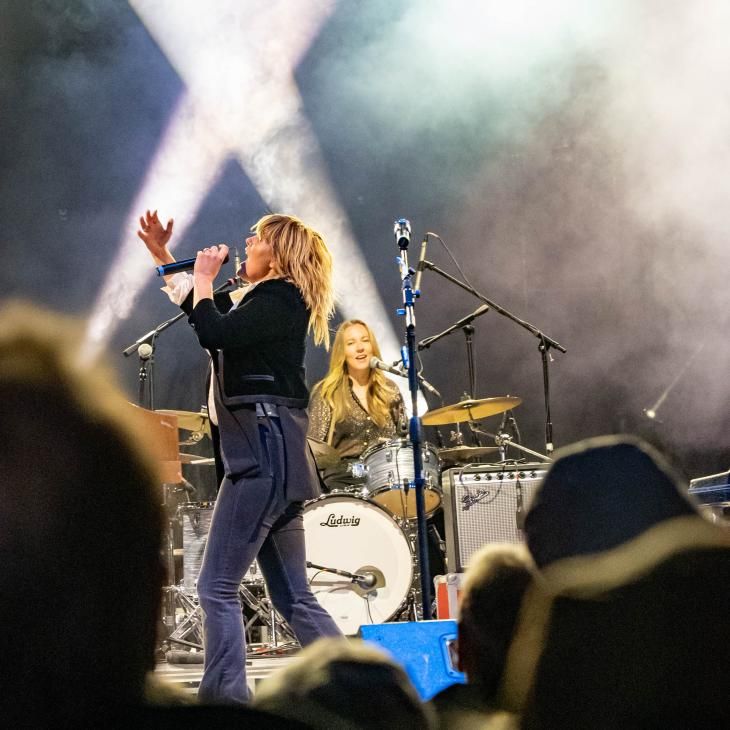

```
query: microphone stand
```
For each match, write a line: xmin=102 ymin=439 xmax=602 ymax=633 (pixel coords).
xmin=137 ymin=342 xmax=155 ymax=409
xmin=394 ymin=219 xmax=431 ymax=621
xmin=122 ymin=278 xmax=236 ymax=410
xmin=419 ymin=260 xmax=566 ymax=456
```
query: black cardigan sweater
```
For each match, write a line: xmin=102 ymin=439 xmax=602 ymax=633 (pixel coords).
xmin=183 ymin=279 xmax=310 ymax=409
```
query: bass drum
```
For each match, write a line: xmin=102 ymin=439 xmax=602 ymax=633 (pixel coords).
xmin=303 ymin=494 xmax=413 ymax=636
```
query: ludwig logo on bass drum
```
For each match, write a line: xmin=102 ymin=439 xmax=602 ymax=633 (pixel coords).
xmin=320 ymin=513 xmax=361 ymax=527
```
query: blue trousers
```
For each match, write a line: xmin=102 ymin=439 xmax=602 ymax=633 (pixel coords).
xmin=196 ymin=412 xmax=342 ymax=704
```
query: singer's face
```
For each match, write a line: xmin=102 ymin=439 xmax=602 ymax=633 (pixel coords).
xmin=242 ymin=234 xmax=273 ymax=282
xmin=344 ymin=324 xmax=373 ymax=376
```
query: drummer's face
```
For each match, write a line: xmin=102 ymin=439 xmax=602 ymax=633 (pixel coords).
xmin=344 ymin=324 xmax=373 ymax=376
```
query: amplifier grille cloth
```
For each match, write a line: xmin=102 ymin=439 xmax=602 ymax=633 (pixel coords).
xmin=443 ymin=466 xmax=547 ymax=572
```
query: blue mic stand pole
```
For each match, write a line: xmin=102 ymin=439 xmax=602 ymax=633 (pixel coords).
xmin=394 ymin=218 xmax=431 ymax=620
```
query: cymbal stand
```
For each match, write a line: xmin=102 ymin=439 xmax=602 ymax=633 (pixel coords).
xmin=470 ymin=425 xmax=552 ymax=463
xmin=417 ymin=252 xmax=566 ymax=456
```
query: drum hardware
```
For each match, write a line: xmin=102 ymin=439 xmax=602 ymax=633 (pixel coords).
xmin=158 ymin=500 xmax=295 ymax=660
xmin=179 ymin=452 xmax=216 ymax=466
xmin=162 ymin=582 xmax=296 ymax=658
xmin=360 ymin=439 xmax=442 ymax=520
xmin=240 ymin=581 xmax=296 ymax=648
xmin=438 ymin=445 xmax=500 ymax=463
xmin=470 ymin=425 xmax=552 ymax=463
xmin=306 ymin=561 xmax=381 ymax=590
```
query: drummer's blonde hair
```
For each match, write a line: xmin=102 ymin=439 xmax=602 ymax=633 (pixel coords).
xmin=254 ymin=213 xmax=334 ymax=349
xmin=314 ymin=319 xmax=394 ymax=429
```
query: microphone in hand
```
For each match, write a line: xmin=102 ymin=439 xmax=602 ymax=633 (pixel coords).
xmin=156 ymin=250 xmax=230 ymax=277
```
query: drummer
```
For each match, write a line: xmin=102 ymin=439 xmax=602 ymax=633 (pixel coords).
xmin=308 ymin=319 xmax=406 ymax=491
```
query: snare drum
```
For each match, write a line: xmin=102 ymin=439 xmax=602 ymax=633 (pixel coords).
xmin=361 ymin=439 xmax=441 ymax=519
xmin=178 ymin=502 xmax=262 ymax=594
xmin=303 ymin=493 xmax=413 ymax=635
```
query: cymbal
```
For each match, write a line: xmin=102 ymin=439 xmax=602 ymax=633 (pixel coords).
xmin=421 ymin=396 xmax=522 ymax=426
xmin=438 ymin=445 xmax=500 ymax=462
xmin=179 ymin=452 xmax=215 ymax=466
xmin=156 ymin=409 xmax=211 ymax=437
xmin=307 ymin=438 xmax=341 ymax=470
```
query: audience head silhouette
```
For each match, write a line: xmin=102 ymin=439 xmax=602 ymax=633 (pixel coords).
xmin=0 ymin=302 xmax=164 ymax=725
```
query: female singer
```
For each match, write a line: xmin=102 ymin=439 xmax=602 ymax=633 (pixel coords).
xmin=139 ymin=210 xmax=342 ymax=704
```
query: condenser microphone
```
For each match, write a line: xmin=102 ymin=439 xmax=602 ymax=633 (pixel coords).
xmin=233 ymin=248 xmax=243 ymax=287
xmin=156 ymin=252 xmax=230 ymax=277
xmin=394 ymin=218 xmax=411 ymax=249
xmin=413 ymin=236 xmax=429 ymax=294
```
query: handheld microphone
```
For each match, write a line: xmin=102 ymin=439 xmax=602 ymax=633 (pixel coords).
xmin=413 ymin=236 xmax=429 ymax=294
xmin=394 ymin=218 xmax=411 ymax=249
xmin=156 ymin=252 xmax=230 ymax=277
xmin=369 ymin=357 xmax=441 ymax=397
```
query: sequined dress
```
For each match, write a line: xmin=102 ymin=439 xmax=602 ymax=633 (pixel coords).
xmin=308 ymin=379 xmax=405 ymax=489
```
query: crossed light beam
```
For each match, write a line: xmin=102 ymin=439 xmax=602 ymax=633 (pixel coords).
xmin=84 ymin=0 xmax=403 ymax=379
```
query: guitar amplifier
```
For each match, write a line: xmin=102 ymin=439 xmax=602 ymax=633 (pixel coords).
xmin=442 ymin=463 xmax=547 ymax=573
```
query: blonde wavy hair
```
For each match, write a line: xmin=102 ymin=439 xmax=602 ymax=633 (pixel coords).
xmin=254 ymin=213 xmax=335 ymax=349
xmin=314 ymin=319 xmax=395 ymax=429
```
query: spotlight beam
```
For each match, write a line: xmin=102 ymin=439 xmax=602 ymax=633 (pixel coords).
xmin=84 ymin=0 xmax=402 ymax=378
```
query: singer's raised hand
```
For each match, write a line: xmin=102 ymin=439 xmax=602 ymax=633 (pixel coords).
xmin=137 ymin=209 xmax=174 ymax=264
xmin=192 ymin=244 xmax=229 ymax=307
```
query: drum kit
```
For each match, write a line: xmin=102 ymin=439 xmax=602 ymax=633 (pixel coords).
xmin=156 ymin=391 xmax=543 ymax=653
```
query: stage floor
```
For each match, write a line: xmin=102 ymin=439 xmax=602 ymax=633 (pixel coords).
xmin=155 ymin=650 xmax=297 ymax=697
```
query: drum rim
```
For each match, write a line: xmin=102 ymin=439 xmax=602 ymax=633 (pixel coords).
xmin=177 ymin=500 xmax=216 ymax=511
xmin=360 ymin=438 xmax=439 ymax=460
xmin=360 ymin=439 xmax=443 ymax=518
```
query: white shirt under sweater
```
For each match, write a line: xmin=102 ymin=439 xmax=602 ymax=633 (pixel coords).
xmin=162 ymin=272 xmax=254 ymax=426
